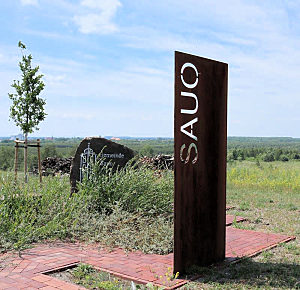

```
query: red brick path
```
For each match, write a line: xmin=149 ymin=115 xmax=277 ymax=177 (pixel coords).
xmin=0 ymin=226 xmax=295 ymax=289
xmin=226 ymin=215 xmax=245 ymax=225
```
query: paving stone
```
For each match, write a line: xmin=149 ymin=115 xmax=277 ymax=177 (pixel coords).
xmin=0 ymin=217 xmax=295 ymax=290
xmin=226 ymin=215 xmax=246 ymax=225
xmin=32 ymin=274 xmax=52 ymax=283
xmin=39 ymin=286 xmax=58 ymax=290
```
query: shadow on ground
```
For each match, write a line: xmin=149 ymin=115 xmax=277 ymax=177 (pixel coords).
xmin=187 ymin=258 xmax=300 ymax=289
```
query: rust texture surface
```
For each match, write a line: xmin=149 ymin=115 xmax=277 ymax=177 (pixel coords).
xmin=174 ymin=51 xmax=228 ymax=273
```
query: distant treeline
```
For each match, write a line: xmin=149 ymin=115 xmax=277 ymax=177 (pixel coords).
xmin=227 ymin=137 xmax=300 ymax=162
xmin=117 ymin=137 xmax=300 ymax=162
xmin=0 ymin=137 xmax=299 ymax=171
xmin=227 ymin=147 xmax=299 ymax=162
xmin=227 ymin=136 xmax=300 ymax=149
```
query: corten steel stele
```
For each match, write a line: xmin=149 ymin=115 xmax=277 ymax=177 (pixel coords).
xmin=174 ymin=51 xmax=228 ymax=274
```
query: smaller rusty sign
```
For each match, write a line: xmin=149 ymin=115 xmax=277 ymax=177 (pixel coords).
xmin=174 ymin=51 xmax=228 ymax=273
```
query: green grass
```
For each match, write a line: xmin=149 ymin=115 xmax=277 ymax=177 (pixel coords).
xmin=51 ymin=263 xmax=175 ymax=290
xmin=227 ymin=161 xmax=300 ymax=236
xmin=70 ymin=263 xmax=141 ymax=289
xmin=184 ymin=254 xmax=300 ymax=289
xmin=0 ymin=160 xmax=299 ymax=289
xmin=184 ymin=160 xmax=300 ymax=289
xmin=0 ymin=171 xmax=86 ymax=251
xmin=227 ymin=160 xmax=300 ymax=193
xmin=0 ymin=165 xmax=174 ymax=254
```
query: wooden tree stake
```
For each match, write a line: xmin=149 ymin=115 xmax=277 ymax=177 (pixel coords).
xmin=14 ymin=138 xmax=42 ymax=183
xmin=37 ymin=139 xmax=42 ymax=183
xmin=14 ymin=138 xmax=19 ymax=183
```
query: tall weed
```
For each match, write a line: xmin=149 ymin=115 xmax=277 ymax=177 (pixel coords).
xmin=0 ymin=172 xmax=88 ymax=251
xmin=79 ymin=161 xmax=174 ymax=216
xmin=0 ymin=166 xmax=174 ymax=254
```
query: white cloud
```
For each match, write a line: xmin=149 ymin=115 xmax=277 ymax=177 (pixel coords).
xmin=2 ymin=1 xmax=300 ymax=137
xmin=73 ymin=13 xmax=117 ymax=34
xmin=73 ymin=0 xmax=121 ymax=34
xmin=81 ymin=0 xmax=121 ymax=14
xmin=20 ymin=0 xmax=38 ymax=6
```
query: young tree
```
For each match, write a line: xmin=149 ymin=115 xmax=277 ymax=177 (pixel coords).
xmin=8 ymin=41 xmax=46 ymax=182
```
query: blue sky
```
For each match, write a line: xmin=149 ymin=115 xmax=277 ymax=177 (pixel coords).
xmin=0 ymin=0 xmax=300 ymax=137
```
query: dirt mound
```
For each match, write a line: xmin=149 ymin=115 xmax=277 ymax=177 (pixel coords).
xmin=33 ymin=155 xmax=173 ymax=177
xmin=34 ymin=157 xmax=73 ymax=176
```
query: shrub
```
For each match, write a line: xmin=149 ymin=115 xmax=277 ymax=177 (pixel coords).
xmin=0 ymin=147 xmax=14 ymax=170
xmin=263 ymin=153 xmax=275 ymax=162
xmin=293 ymin=153 xmax=300 ymax=160
xmin=0 ymin=172 xmax=88 ymax=251
xmin=0 ymin=169 xmax=174 ymax=254
xmin=280 ymin=155 xmax=289 ymax=162
xmin=79 ymin=160 xmax=174 ymax=216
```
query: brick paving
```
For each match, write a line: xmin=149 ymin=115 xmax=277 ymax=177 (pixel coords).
xmin=0 ymin=223 xmax=295 ymax=289
xmin=226 ymin=214 xmax=245 ymax=225
xmin=226 ymin=205 xmax=235 ymax=210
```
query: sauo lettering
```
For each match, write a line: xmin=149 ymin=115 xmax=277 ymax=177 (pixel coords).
xmin=180 ymin=62 xmax=199 ymax=164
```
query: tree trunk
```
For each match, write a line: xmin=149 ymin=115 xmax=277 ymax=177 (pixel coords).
xmin=24 ymin=133 xmax=28 ymax=183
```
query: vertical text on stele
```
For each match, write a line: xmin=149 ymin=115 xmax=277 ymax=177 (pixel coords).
xmin=180 ymin=62 xmax=199 ymax=165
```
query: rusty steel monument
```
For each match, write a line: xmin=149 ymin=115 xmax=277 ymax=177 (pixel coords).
xmin=174 ymin=51 xmax=228 ymax=273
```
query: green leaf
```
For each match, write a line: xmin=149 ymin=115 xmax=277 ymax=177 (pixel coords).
xmin=8 ymin=41 xmax=46 ymax=135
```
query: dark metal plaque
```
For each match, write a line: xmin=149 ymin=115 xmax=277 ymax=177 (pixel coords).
xmin=174 ymin=51 xmax=228 ymax=273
